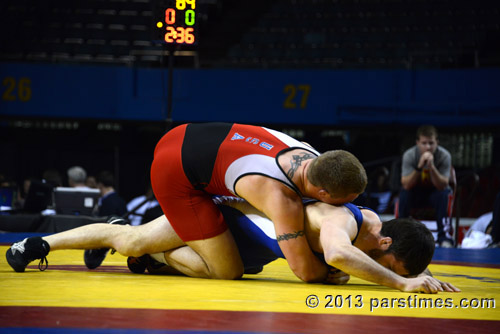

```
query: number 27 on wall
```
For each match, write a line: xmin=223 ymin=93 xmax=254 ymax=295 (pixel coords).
xmin=283 ymin=84 xmax=310 ymax=109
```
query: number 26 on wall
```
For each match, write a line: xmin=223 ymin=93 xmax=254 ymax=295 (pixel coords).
xmin=2 ymin=77 xmax=32 ymax=102
xmin=283 ymin=84 xmax=310 ymax=109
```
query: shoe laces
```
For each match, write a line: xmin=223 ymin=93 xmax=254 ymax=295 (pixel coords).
xmin=38 ymin=257 xmax=48 ymax=271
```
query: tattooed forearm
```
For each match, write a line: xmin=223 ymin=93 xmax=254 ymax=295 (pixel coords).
xmin=287 ymin=152 xmax=316 ymax=178
xmin=277 ymin=230 xmax=305 ymax=242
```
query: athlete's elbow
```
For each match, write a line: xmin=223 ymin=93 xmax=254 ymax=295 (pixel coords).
xmin=291 ymin=265 xmax=324 ymax=283
xmin=324 ymin=249 xmax=348 ymax=269
xmin=297 ymin=271 xmax=322 ymax=283
xmin=301 ymin=272 xmax=322 ymax=283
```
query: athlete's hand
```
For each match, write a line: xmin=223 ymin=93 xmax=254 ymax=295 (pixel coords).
xmin=436 ymin=278 xmax=461 ymax=292
xmin=323 ymin=267 xmax=350 ymax=285
xmin=400 ymin=276 xmax=444 ymax=294
xmin=417 ymin=271 xmax=461 ymax=292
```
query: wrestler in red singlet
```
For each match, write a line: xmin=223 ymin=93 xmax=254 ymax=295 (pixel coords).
xmin=150 ymin=123 xmax=319 ymax=241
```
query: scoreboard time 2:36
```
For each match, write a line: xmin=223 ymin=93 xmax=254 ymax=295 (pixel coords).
xmin=154 ymin=0 xmax=198 ymax=45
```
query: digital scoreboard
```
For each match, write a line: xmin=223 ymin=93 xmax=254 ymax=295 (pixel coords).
xmin=153 ymin=0 xmax=198 ymax=45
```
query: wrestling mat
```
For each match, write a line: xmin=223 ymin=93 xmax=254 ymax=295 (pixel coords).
xmin=0 ymin=233 xmax=499 ymax=334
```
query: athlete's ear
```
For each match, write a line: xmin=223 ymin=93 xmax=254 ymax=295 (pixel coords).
xmin=379 ymin=237 xmax=393 ymax=250
xmin=317 ymin=189 xmax=331 ymax=201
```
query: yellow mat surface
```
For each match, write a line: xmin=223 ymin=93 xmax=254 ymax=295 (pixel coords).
xmin=0 ymin=246 xmax=498 ymax=321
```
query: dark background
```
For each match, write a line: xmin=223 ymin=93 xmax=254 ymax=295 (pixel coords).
xmin=1 ymin=0 xmax=499 ymax=218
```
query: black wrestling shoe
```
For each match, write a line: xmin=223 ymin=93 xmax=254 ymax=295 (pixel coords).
xmin=127 ymin=255 xmax=149 ymax=274
xmin=146 ymin=255 xmax=168 ymax=274
xmin=84 ymin=248 xmax=110 ymax=270
xmin=84 ymin=215 xmax=129 ymax=269
xmin=6 ymin=237 xmax=50 ymax=272
xmin=127 ymin=255 xmax=167 ymax=274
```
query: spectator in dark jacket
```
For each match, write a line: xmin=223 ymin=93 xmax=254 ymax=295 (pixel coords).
xmin=96 ymin=170 xmax=127 ymax=217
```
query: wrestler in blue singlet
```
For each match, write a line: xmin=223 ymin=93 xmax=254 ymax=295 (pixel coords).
xmin=217 ymin=200 xmax=371 ymax=271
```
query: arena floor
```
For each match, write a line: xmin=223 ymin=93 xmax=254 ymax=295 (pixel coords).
xmin=0 ymin=233 xmax=499 ymax=334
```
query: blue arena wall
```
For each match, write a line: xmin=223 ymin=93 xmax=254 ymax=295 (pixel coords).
xmin=1 ymin=62 xmax=499 ymax=126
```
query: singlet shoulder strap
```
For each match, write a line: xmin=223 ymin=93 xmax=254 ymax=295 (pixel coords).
xmin=303 ymin=200 xmax=378 ymax=244
xmin=343 ymin=203 xmax=378 ymax=244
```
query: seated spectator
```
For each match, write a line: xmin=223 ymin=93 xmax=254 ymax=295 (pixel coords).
xmin=67 ymin=166 xmax=92 ymax=190
xmin=42 ymin=169 xmax=63 ymax=188
xmin=126 ymin=184 xmax=160 ymax=226
xmin=20 ymin=178 xmax=54 ymax=213
xmin=40 ymin=169 xmax=62 ymax=212
xmin=398 ymin=125 xmax=453 ymax=247
xmin=96 ymin=170 xmax=127 ymax=217
xmin=85 ymin=175 xmax=98 ymax=189
xmin=15 ymin=176 xmax=35 ymax=210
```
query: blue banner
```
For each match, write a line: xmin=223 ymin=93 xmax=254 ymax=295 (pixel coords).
xmin=1 ymin=63 xmax=499 ymax=126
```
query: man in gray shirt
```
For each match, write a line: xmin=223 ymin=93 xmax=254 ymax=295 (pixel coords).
xmin=399 ymin=125 xmax=453 ymax=247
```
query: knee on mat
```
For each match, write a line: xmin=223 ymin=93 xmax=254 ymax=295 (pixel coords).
xmin=210 ymin=267 xmax=244 ymax=280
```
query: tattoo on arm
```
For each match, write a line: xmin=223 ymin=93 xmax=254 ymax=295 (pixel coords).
xmin=277 ymin=230 xmax=305 ymax=242
xmin=287 ymin=152 xmax=316 ymax=179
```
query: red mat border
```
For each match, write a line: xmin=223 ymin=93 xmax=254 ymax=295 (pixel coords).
xmin=0 ymin=306 xmax=498 ymax=334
